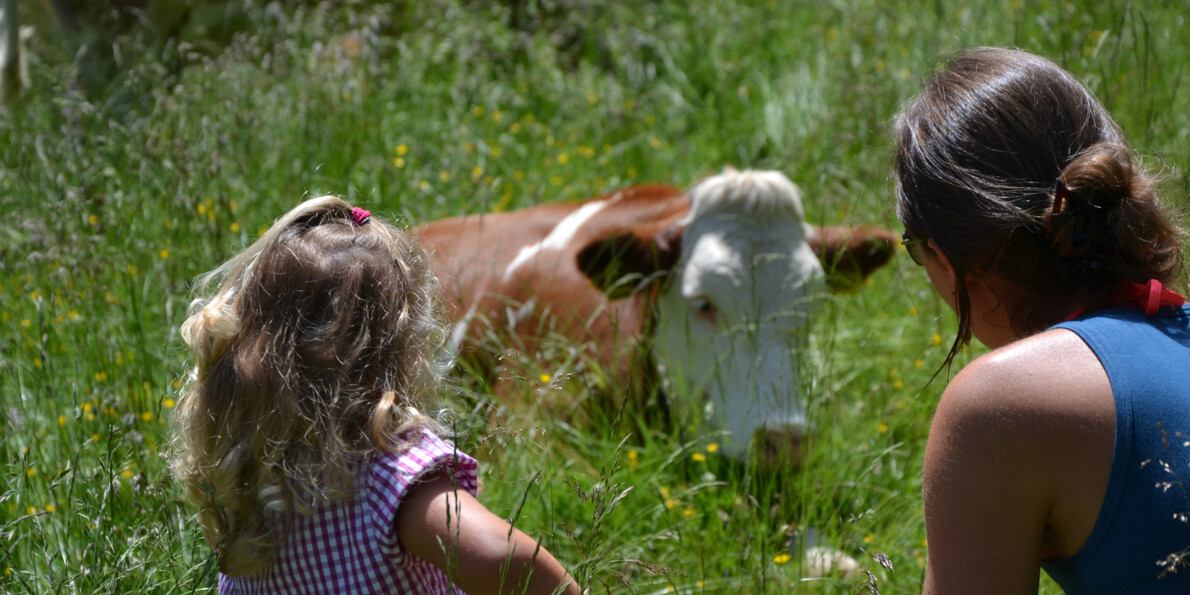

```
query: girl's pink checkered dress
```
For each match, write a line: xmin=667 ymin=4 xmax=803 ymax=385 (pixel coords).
xmin=218 ymin=429 xmax=479 ymax=594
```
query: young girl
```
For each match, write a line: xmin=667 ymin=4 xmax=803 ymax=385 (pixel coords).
xmin=172 ymin=196 xmax=580 ymax=594
xmin=894 ymin=48 xmax=1190 ymax=593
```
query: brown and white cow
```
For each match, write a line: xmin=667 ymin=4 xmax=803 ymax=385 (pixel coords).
xmin=416 ymin=168 xmax=895 ymax=464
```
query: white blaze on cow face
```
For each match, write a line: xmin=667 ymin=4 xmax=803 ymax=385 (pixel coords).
xmin=653 ymin=169 xmax=824 ymax=462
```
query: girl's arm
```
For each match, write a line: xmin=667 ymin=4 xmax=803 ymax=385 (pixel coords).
xmin=397 ymin=472 xmax=581 ymax=595
xmin=921 ymin=330 xmax=1114 ymax=595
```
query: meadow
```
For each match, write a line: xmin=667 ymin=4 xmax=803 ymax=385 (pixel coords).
xmin=2 ymin=0 xmax=1188 ymax=592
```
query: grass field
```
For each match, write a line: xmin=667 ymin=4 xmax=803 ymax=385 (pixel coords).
xmin=2 ymin=0 xmax=1188 ymax=592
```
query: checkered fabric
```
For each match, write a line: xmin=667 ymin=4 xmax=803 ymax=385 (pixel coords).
xmin=218 ymin=429 xmax=479 ymax=594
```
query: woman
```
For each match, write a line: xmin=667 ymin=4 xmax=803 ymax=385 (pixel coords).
xmin=894 ymin=47 xmax=1190 ymax=593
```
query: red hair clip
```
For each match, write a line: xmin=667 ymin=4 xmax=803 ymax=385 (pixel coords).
xmin=351 ymin=207 xmax=371 ymax=226
xmin=1051 ymin=178 xmax=1068 ymax=215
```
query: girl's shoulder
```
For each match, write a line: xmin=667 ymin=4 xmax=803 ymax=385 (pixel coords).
xmin=368 ymin=429 xmax=480 ymax=500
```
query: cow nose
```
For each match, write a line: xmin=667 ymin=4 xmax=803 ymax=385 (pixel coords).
xmin=752 ymin=425 xmax=810 ymax=470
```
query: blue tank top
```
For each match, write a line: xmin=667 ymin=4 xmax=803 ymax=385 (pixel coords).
xmin=1041 ymin=306 xmax=1190 ymax=593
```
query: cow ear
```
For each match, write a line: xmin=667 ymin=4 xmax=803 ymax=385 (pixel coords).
xmin=576 ymin=225 xmax=684 ymax=300
xmin=808 ymin=225 xmax=897 ymax=293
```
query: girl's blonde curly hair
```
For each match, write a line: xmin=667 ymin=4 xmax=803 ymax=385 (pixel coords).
xmin=171 ymin=196 xmax=449 ymax=576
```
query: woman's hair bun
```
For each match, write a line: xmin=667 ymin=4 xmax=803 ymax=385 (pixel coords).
xmin=1057 ymin=142 xmax=1135 ymax=212
xmin=1044 ymin=142 xmax=1137 ymax=261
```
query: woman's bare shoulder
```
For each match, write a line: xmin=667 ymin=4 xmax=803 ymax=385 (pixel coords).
xmin=942 ymin=328 xmax=1112 ymax=425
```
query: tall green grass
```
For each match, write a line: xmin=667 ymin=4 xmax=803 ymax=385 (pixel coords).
xmin=2 ymin=0 xmax=1187 ymax=592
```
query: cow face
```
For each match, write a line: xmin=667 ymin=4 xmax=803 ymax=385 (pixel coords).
xmin=653 ymin=170 xmax=823 ymax=464
xmin=577 ymin=169 xmax=894 ymax=466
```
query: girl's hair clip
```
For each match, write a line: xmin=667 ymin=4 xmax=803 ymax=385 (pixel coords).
xmin=351 ymin=207 xmax=371 ymax=226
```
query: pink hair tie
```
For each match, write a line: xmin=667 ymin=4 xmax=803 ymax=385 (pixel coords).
xmin=351 ymin=207 xmax=371 ymax=226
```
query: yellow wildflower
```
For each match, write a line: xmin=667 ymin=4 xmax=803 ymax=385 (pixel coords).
xmin=773 ymin=553 xmax=792 ymax=564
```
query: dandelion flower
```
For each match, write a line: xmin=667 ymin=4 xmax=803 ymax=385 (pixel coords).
xmin=773 ymin=553 xmax=792 ymax=564
xmin=26 ymin=468 xmax=35 ymax=478
xmin=141 ymin=411 xmax=154 ymax=422
xmin=707 ymin=442 xmax=719 ymax=453
xmin=683 ymin=508 xmax=696 ymax=518
xmin=863 ymin=534 xmax=876 ymax=544
xmin=691 ymin=453 xmax=706 ymax=462
xmin=539 ymin=373 xmax=551 ymax=384
xmin=931 ymin=333 xmax=943 ymax=347
xmin=159 ymin=249 xmax=170 ymax=260
xmin=163 ymin=398 xmax=175 ymax=408
xmin=396 ymin=144 xmax=409 ymax=156
xmin=230 ymin=222 xmax=241 ymax=233
xmin=121 ymin=469 xmax=133 ymax=479
xmin=664 ymin=498 xmax=680 ymax=509
xmin=57 ymin=415 xmax=66 ymax=427
xmin=392 ymin=157 xmax=405 ymax=168
xmin=878 ymin=421 xmax=889 ymax=434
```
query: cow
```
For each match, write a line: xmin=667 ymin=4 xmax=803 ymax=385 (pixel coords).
xmin=415 ymin=168 xmax=895 ymax=466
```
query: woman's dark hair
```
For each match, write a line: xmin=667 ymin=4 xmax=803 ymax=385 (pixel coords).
xmin=894 ymin=47 xmax=1184 ymax=365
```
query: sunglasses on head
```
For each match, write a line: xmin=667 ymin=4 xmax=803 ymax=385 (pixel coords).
xmin=901 ymin=230 xmax=929 ymax=266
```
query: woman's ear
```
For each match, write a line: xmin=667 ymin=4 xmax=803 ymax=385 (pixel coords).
xmin=925 ymin=238 xmax=955 ymax=275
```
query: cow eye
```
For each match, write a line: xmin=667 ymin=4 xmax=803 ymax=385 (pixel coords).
xmin=690 ymin=297 xmax=718 ymax=324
